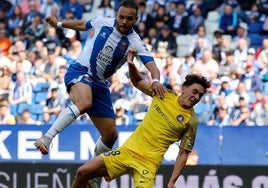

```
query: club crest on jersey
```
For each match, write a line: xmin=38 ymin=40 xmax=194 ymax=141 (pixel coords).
xmin=100 ymin=31 xmax=107 ymax=38
xmin=177 ymin=115 xmax=184 ymax=122
xmin=118 ymin=41 xmax=127 ymax=51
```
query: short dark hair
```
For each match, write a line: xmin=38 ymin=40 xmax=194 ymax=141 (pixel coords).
xmin=182 ymin=74 xmax=211 ymax=90
xmin=120 ymin=0 xmax=138 ymax=13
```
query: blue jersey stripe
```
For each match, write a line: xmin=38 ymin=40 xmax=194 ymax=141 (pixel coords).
xmin=103 ymin=36 xmax=130 ymax=78
xmin=89 ymin=26 xmax=113 ymax=79
xmin=139 ymin=55 xmax=154 ymax=64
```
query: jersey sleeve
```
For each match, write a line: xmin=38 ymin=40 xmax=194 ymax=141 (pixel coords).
xmin=85 ymin=17 xmax=115 ymax=30
xmin=130 ymin=34 xmax=154 ymax=65
xmin=179 ymin=114 xmax=198 ymax=151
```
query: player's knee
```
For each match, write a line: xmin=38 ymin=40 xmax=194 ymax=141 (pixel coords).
xmin=107 ymin=129 xmax=118 ymax=142
xmin=75 ymin=167 xmax=89 ymax=182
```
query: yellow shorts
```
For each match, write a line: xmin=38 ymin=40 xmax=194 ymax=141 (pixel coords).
xmin=100 ymin=146 xmax=158 ymax=188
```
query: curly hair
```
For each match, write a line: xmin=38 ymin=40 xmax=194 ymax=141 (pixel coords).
xmin=182 ymin=74 xmax=211 ymax=90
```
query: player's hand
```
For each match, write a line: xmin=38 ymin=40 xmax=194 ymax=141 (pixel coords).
xmin=152 ymin=81 xmax=165 ymax=99
xmin=167 ymin=182 xmax=176 ymax=188
xmin=127 ymin=49 xmax=136 ymax=65
xmin=46 ymin=15 xmax=59 ymax=28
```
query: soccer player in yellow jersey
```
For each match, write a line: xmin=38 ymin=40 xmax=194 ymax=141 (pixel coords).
xmin=71 ymin=50 xmax=211 ymax=188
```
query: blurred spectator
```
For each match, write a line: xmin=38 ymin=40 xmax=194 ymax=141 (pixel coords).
xmin=259 ymin=16 xmax=268 ymax=35
xmin=161 ymin=55 xmax=181 ymax=90
xmin=167 ymin=1 xmax=177 ymax=18
xmin=187 ymin=6 xmax=205 ymax=35
xmin=250 ymin=94 xmax=268 ymax=126
xmin=149 ymin=1 xmax=161 ymax=18
xmin=191 ymin=37 xmax=206 ymax=61
xmin=96 ymin=0 xmax=115 ymax=18
xmin=152 ymin=25 xmax=177 ymax=58
xmin=42 ymin=26 xmax=61 ymax=56
xmin=8 ymin=40 xmax=27 ymax=63
xmin=136 ymin=2 xmax=153 ymax=29
xmin=169 ymin=3 xmax=188 ymax=36
xmin=63 ymin=40 xmax=82 ymax=65
xmin=233 ymin=38 xmax=249 ymax=71
xmin=59 ymin=10 xmax=80 ymax=51
xmin=42 ymin=111 xmax=52 ymax=125
xmin=28 ymin=54 xmax=46 ymax=84
xmin=0 ymin=99 xmax=16 ymax=124
xmin=0 ymin=57 xmax=12 ymax=84
xmin=258 ymin=0 xmax=268 ymax=20
xmin=152 ymin=5 xmax=170 ymax=32
xmin=229 ymin=96 xmax=251 ymax=126
xmin=218 ymin=76 xmax=234 ymax=97
xmin=60 ymin=0 xmax=83 ymax=19
xmin=16 ymin=50 xmax=32 ymax=75
xmin=212 ymin=31 xmax=225 ymax=63
xmin=226 ymin=81 xmax=250 ymax=108
xmin=8 ymin=71 xmax=32 ymax=106
xmin=218 ymin=4 xmax=239 ymax=36
xmin=32 ymin=40 xmax=48 ymax=60
xmin=245 ymin=2 xmax=261 ymax=23
xmin=218 ymin=50 xmax=238 ymax=77
xmin=0 ymin=65 xmax=12 ymax=97
xmin=231 ymin=26 xmax=250 ymax=47
xmin=50 ymin=65 xmax=68 ymax=105
xmin=7 ymin=5 xmax=24 ymax=32
xmin=10 ymin=26 xmax=26 ymax=45
xmin=192 ymin=49 xmax=219 ymax=80
xmin=40 ymin=0 xmax=59 ymax=18
xmin=44 ymin=87 xmax=63 ymax=117
xmin=135 ymin=22 xmax=148 ymax=40
xmin=79 ymin=0 xmax=93 ymax=13
xmin=251 ymin=90 xmax=264 ymax=110
xmin=208 ymin=105 xmax=231 ymax=126
xmin=22 ymin=0 xmax=43 ymax=29
xmin=43 ymin=51 xmax=66 ymax=82
xmin=188 ymin=0 xmax=206 ymax=16
xmin=109 ymin=74 xmax=126 ymax=103
xmin=189 ymin=25 xmax=212 ymax=53
xmin=25 ymin=14 xmax=46 ymax=50
xmin=20 ymin=0 xmax=41 ymax=16
xmin=257 ymin=38 xmax=268 ymax=71
xmin=16 ymin=108 xmax=37 ymax=124
xmin=114 ymin=98 xmax=130 ymax=126
xmin=177 ymin=54 xmax=195 ymax=79
xmin=146 ymin=27 xmax=158 ymax=49
xmin=0 ymin=19 xmax=12 ymax=56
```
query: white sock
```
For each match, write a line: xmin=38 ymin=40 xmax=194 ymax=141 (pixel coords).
xmin=45 ymin=105 xmax=80 ymax=140
xmin=94 ymin=137 xmax=111 ymax=157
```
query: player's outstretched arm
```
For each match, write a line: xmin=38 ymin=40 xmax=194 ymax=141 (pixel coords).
xmin=167 ymin=148 xmax=189 ymax=188
xmin=127 ymin=50 xmax=154 ymax=96
xmin=46 ymin=15 xmax=88 ymax=31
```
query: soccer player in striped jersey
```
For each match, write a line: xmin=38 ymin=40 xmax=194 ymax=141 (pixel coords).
xmin=34 ymin=0 xmax=164 ymax=161
xmin=70 ymin=50 xmax=211 ymax=188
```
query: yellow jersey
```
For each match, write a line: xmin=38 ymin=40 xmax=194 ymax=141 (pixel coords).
xmin=123 ymin=90 xmax=198 ymax=166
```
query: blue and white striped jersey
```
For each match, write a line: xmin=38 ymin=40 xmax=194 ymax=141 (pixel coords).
xmin=77 ymin=17 xmax=154 ymax=81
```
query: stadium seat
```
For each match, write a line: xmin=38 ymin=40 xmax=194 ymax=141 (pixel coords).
xmin=205 ymin=20 xmax=219 ymax=35
xmin=32 ymin=82 xmax=50 ymax=104
xmin=248 ymin=22 xmax=263 ymax=34
xmin=206 ymin=11 xmax=220 ymax=22
xmin=176 ymin=34 xmax=194 ymax=57
xmin=30 ymin=104 xmax=44 ymax=121
xmin=33 ymin=82 xmax=50 ymax=92
xmin=17 ymin=103 xmax=31 ymax=115
xmin=248 ymin=34 xmax=264 ymax=48
xmin=33 ymin=91 xmax=48 ymax=104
